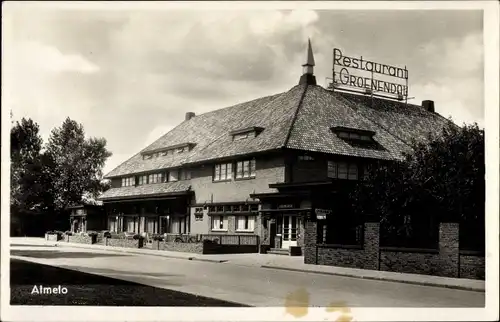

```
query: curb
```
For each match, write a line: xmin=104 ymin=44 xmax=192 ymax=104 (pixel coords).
xmin=53 ymin=242 xmax=226 ymax=264
xmin=261 ymin=265 xmax=485 ymax=292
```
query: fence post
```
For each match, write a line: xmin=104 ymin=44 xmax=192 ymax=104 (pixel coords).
xmin=238 ymin=235 xmax=241 ymax=245
xmin=439 ymin=222 xmax=459 ymax=278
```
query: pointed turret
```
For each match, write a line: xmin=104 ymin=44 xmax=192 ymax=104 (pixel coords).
xmin=299 ymin=38 xmax=317 ymax=86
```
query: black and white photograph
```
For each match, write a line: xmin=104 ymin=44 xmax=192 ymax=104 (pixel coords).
xmin=1 ymin=1 xmax=498 ymax=321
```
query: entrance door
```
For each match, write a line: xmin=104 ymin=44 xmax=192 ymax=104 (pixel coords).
xmin=282 ymin=215 xmax=298 ymax=248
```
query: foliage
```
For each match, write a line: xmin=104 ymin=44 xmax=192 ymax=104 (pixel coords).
xmin=11 ymin=117 xmax=112 ymax=234
xmin=44 ymin=117 xmax=112 ymax=211
xmin=10 ymin=118 xmax=53 ymax=214
xmin=350 ymin=122 xmax=484 ymax=248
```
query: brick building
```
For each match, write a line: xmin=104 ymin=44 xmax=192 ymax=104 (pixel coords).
xmin=98 ymin=40 xmax=452 ymax=257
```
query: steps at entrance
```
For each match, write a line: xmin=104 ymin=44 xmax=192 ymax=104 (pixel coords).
xmin=267 ymin=248 xmax=290 ymax=256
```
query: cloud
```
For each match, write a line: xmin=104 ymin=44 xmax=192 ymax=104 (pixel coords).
xmin=3 ymin=7 xmax=484 ymax=175
xmin=6 ymin=40 xmax=99 ymax=74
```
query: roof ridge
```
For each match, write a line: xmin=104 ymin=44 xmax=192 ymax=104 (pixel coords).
xmin=282 ymin=84 xmax=309 ymax=147
xmin=332 ymin=90 xmax=414 ymax=149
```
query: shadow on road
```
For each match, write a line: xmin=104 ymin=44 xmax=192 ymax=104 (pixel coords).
xmin=11 ymin=244 xmax=57 ymax=248
xmin=11 ymin=249 xmax=129 ymax=259
xmin=10 ymin=259 xmax=249 ymax=306
xmin=57 ymin=265 xmax=182 ymax=278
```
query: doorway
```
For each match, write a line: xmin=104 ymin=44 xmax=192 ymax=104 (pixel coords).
xmin=282 ymin=215 xmax=298 ymax=248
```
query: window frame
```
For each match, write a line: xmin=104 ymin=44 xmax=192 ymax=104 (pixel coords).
xmin=211 ymin=215 xmax=227 ymax=231
xmin=213 ymin=163 xmax=233 ymax=182
xmin=169 ymin=170 xmax=179 ymax=182
xmin=328 ymin=161 xmax=359 ymax=180
xmin=235 ymin=159 xmax=256 ymax=179
xmin=236 ymin=215 xmax=255 ymax=232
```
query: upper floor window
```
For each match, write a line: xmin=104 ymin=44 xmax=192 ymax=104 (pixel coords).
xmin=214 ymin=163 xmax=233 ymax=181
xmin=236 ymin=159 xmax=256 ymax=179
xmin=138 ymin=175 xmax=148 ymax=185
xmin=149 ymin=173 xmax=164 ymax=184
xmin=169 ymin=170 xmax=179 ymax=182
xmin=180 ymin=169 xmax=191 ymax=181
xmin=337 ymin=131 xmax=372 ymax=141
xmin=328 ymin=161 xmax=358 ymax=180
xmin=298 ymin=155 xmax=314 ymax=161
xmin=121 ymin=176 xmax=135 ymax=187
xmin=233 ymin=133 xmax=249 ymax=141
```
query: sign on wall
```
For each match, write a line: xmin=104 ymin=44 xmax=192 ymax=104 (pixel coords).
xmin=328 ymin=48 xmax=409 ymax=101
xmin=315 ymin=208 xmax=332 ymax=220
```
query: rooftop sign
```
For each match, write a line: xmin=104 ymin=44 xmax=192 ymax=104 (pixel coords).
xmin=328 ymin=48 xmax=409 ymax=101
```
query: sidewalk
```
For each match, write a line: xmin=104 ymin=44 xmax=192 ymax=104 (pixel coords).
xmin=10 ymin=237 xmax=485 ymax=292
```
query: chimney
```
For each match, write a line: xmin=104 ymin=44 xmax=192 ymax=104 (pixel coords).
xmin=185 ymin=112 xmax=196 ymax=121
xmin=422 ymin=100 xmax=435 ymax=113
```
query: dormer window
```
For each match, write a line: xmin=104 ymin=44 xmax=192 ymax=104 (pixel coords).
xmin=141 ymin=142 xmax=196 ymax=158
xmin=233 ymin=133 xmax=249 ymax=141
xmin=230 ymin=127 xmax=264 ymax=141
xmin=331 ymin=126 xmax=382 ymax=149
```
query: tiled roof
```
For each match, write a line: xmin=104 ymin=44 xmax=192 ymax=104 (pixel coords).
xmin=99 ymin=181 xmax=191 ymax=201
xmin=104 ymin=83 xmax=451 ymax=178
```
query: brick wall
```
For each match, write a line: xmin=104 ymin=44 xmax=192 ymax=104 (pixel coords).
xmin=67 ymin=235 xmax=95 ymax=244
xmin=189 ymin=156 xmax=285 ymax=204
xmin=380 ymin=249 xmax=441 ymax=275
xmin=304 ymin=219 xmax=317 ymax=264
xmin=292 ymin=158 xmax=327 ymax=183
xmin=460 ymin=253 xmax=485 ymax=280
xmin=159 ymin=241 xmax=203 ymax=254
xmin=306 ymin=221 xmax=485 ymax=280
xmin=312 ymin=222 xmax=376 ymax=269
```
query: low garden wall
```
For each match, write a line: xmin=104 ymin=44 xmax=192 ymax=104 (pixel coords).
xmin=305 ymin=221 xmax=484 ymax=280
xmin=151 ymin=234 xmax=259 ymax=254
xmin=67 ymin=234 xmax=95 ymax=244
xmin=106 ymin=237 xmax=143 ymax=248
xmin=45 ymin=233 xmax=62 ymax=242
xmin=459 ymin=251 xmax=485 ymax=280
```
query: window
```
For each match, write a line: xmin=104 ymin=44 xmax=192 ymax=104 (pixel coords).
xmin=338 ymin=162 xmax=348 ymax=179
xmin=213 ymin=163 xmax=232 ymax=181
xmin=298 ymin=155 xmax=314 ymax=161
xmin=211 ymin=216 xmax=228 ymax=231
xmin=337 ymin=131 xmax=374 ymax=142
xmin=169 ymin=170 xmax=179 ymax=182
xmin=233 ymin=133 xmax=249 ymax=141
xmin=236 ymin=216 xmax=255 ymax=231
xmin=327 ymin=161 xmax=358 ymax=180
xmin=236 ymin=159 xmax=256 ymax=179
xmin=194 ymin=208 xmax=204 ymax=221
xmin=180 ymin=169 xmax=191 ymax=180
xmin=348 ymin=164 xmax=358 ymax=180
xmin=122 ymin=177 xmax=135 ymax=187
xmin=138 ymin=175 xmax=148 ymax=185
xmin=149 ymin=173 xmax=163 ymax=184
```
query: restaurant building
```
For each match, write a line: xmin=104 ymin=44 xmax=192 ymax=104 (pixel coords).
xmin=99 ymin=40 xmax=451 ymax=256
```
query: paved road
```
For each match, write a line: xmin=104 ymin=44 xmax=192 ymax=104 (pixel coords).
xmin=10 ymin=244 xmax=485 ymax=307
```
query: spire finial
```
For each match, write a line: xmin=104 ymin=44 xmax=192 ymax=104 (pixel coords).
xmin=304 ymin=38 xmax=315 ymax=67
xmin=299 ymin=38 xmax=317 ymax=86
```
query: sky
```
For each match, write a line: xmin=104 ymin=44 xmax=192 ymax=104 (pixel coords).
xmin=3 ymin=4 xmax=485 ymax=175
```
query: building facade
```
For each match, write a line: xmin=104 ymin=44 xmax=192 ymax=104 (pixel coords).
xmin=99 ymin=40 xmax=451 ymax=255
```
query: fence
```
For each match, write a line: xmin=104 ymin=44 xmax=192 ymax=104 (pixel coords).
xmin=305 ymin=221 xmax=484 ymax=280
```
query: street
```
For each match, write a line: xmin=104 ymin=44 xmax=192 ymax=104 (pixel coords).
xmin=10 ymin=244 xmax=485 ymax=307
